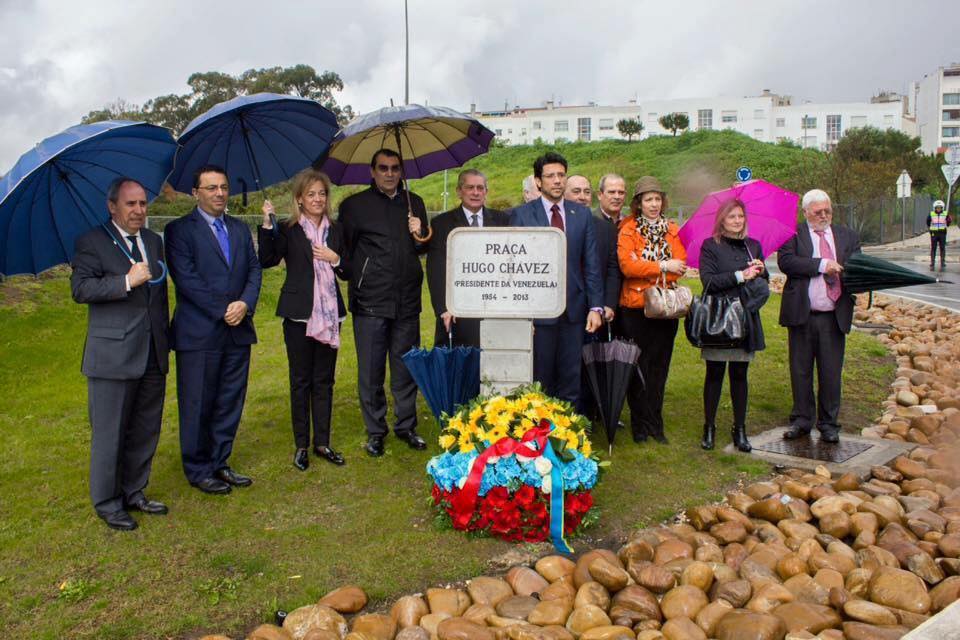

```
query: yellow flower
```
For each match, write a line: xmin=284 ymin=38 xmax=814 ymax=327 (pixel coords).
xmin=487 ymin=425 xmax=509 ymax=443
xmin=458 ymin=431 xmax=476 ymax=453
xmin=582 ymin=439 xmax=593 ymax=457
xmin=485 ymin=397 xmax=508 ymax=413
xmin=447 ymin=416 xmax=465 ymax=433
xmin=469 ymin=405 xmax=484 ymax=424
xmin=553 ymin=414 xmax=572 ymax=428
xmin=565 ymin=431 xmax=579 ymax=450
xmin=493 ymin=411 xmax=512 ymax=430
xmin=438 ymin=434 xmax=456 ymax=450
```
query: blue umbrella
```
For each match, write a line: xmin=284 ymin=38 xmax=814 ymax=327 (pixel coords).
xmin=166 ymin=93 xmax=339 ymax=196
xmin=0 ymin=120 xmax=177 ymax=276
xmin=402 ymin=345 xmax=481 ymax=422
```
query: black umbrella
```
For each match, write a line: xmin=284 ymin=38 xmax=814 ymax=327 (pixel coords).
xmin=582 ymin=326 xmax=642 ymax=455
xmin=842 ymin=252 xmax=950 ymax=294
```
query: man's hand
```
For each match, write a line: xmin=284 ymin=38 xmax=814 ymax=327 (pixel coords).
xmin=262 ymin=200 xmax=275 ymax=228
xmin=127 ymin=262 xmax=151 ymax=288
xmin=224 ymin=301 xmax=249 ymax=326
xmin=585 ymin=310 xmax=602 ymax=333
xmin=823 ymin=260 xmax=843 ymax=276
xmin=603 ymin=306 xmax=615 ymax=322
xmin=441 ymin=311 xmax=455 ymax=332
xmin=408 ymin=215 xmax=422 ymax=237
xmin=313 ymin=244 xmax=339 ymax=264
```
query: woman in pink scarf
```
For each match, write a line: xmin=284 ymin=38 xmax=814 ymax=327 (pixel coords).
xmin=259 ymin=169 xmax=347 ymax=470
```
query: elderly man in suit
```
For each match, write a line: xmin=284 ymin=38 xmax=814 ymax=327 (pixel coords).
xmin=165 ymin=164 xmax=262 ymax=494
xmin=778 ymin=189 xmax=861 ymax=443
xmin=71 ymin=177 xmax=170 ymax=531
xmin=426 ymin=168 xmax=510 ymax=348
xmin=510 ymin=152 xmax=603 ymax=405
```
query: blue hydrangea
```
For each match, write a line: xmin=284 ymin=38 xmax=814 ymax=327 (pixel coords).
xmin=560 ymin=451 xmax=599 ymax=490
xmin=426 ymin=451 xmax=478 ymax=492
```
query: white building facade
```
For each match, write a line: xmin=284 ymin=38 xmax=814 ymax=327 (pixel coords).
xmin=911 ymin=64 xmax=960 ymax=154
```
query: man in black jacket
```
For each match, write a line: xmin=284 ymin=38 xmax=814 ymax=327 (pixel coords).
xmin=338 ymin=149 xmax=430 ymax=457
xmin=777 ymin=189 xmax=861 ymax=443
xmin=426 ymin=169 xmax=509 ymax=348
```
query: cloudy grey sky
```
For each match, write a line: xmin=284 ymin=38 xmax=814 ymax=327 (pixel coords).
xmin=0 ymin=0 xmax=954 ymax=172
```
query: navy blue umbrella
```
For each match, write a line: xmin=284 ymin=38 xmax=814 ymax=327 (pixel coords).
xmin=0 ymin=120 xmax=177 ymax=276
xmin=167 ymin=93 xmax=339 ymax=196
xmin=402 ymin=345 xmax=481 ymax=422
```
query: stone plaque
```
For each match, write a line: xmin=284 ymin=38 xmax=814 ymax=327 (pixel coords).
xmin=446 ymin=227 xmax=566 ymax=319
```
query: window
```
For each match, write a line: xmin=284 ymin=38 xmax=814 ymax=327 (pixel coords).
xmin=648 ymin=112 xmax=659 ymax=121
xmin=554 ymin=120 xmax=569 ymax=132
xmin=943 ymin=110 xmax=960 ymax=121
xmin=850 ymin=115 xmax=867 ymax=127
xmin=775 ymin=118 xmax=785 ymax=127
xmin=520 ymin=129 xmax=527 ymax=136
xmin=722 ymin=110 xmax=738 ymax=123
xmin=826 ymin=114 xmax=842 ymax=142
xmin=495 ymin=129 xmax=502 ymax=136
xmin=507 ymin=129 xmax=513 ymax=134
xmin=801 ymin=116 xmax=817 ymax=129
xmin=944 ymin=93 xmax=960 ymax=105
xmin=801 ymin=135 xmax=818 ymax=147
xmin=944 ymin=127 xmax=960 ymax=138
xmin=883 ymin=115 xmax=894 ymax=126
xmin=698 ymin=109 xmax=713 ymax=130
xmin=598 ymin=118 xmax=614 ymax=130
xmin=753 ymin=129 xmax=764 ymax=139
xmin=754 ymin=109 xmax=765 ymax=118
xmin=532 ymin=121 xmax=542 ymax=130
xmin=577 ymin=117 xmax=592 ymax=141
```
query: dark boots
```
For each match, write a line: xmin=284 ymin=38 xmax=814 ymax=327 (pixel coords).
xmin=701 ymin=424 xmax=715 ymax=450
xmin=732 ymin=424 xmax=752 ymax=452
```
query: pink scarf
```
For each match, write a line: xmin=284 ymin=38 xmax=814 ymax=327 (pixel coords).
xmin=299 ymin=216 xmax=340 ymax=348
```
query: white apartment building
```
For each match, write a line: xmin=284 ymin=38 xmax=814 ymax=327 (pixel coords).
xmin=474 ymin=91 xmax=909 ymax=152
xmin=911 ymin=63 xmax=960 ymax=154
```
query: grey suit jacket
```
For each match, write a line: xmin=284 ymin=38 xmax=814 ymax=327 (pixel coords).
xmin=71 ymin=225 xmax=170 ymax=379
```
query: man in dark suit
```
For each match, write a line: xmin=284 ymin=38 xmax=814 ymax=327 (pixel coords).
xmin=339 ymin=149 xmax=430 ymax=457
xmin=510 ymin=152 xmax=603 ymax=405
xmin=426 ymin=168 xmax=509 ymax=348
xmin=71 ymin=177 xmax=170 ymax=531
xmin=165 ymin=165 xmax=262 ymax=494
xmin=778 ymin=189 xmax=861 ymax=443
xmin=593 ymin=173 xmax=627 ymax=322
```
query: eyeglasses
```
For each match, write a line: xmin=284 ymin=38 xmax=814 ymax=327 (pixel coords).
xmin=198 ymin=185 xmax=229 ymax=194
xmin=376 ymin=164 xmax=401 ymax=173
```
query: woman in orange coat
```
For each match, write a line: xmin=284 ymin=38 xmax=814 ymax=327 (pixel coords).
xmin=617 ymin=176 xmax=687 ymax=444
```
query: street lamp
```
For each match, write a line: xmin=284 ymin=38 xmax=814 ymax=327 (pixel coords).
xmin=802 ymin=113 xmax=808 ymax=148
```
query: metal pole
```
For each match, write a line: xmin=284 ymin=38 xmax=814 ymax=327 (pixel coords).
xmin=404 ymin=0 xmax=410 ymax=106
xmin=442 ymin=169 xmax=448 ymax=211
xmin=901 ymin=196 xmax=905 ymax=242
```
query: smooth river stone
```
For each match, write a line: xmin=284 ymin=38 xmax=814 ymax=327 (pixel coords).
xmin=694 ymin=600 xmax=733 ymax=637
xmin=496 ymin=596 xmax=539 ymax=621
xmin=636 ymin=564 xmax=676 ymax=594
xmin=527 ymin=599 xmax=573 ymax=627
xmin=841 ymin=622 xmax=911 ymax=640
xmin=609 ymin=585 xmax=661 ymax=623
xmin=461 ymin=606 xmax=494 ymax=627
xmin=653 ymin=539 xmax=693 ymax=566
xmin=427 ymin=589 xmax=471 ymax=617
xmin=564 ymin=604 xmax=611 ymax=638
xmin=577 ymin=626 xmax=634 ymax=640
xmin=536 ymin=556 xmax=576 ymax=583
xmin=868 ymin=566 xmax=932 ymax=614
xmin=574 ymin=550 xmax=621 ymax=589
xmin=320 ymin=586 xmax=369 ymax=614
xmin=681 ymin=561 xmax=715 ymax=592
xmin=436 ymin=618 xmax=495 ymax=640
xmin=283 ymin=605 xmax=348 ymax=640
xmin=540 ymin=581 xmax=576 ymax=602
xmin=392 ymin=597 xmax=430 ymax=629
xmin=661 ymin=617 xmax=706 ymax=640
xmin=715 ymin=610 xmax=786 ymax=640
xmin=842 ymin=600 xmax=899 ymax=626
xmin=587 ymin=558 xmax=629 ymax=592
xmin=507 ymin=567 xmax=550 ymax=597
xmin=352 ymin=614 xmax=397 ymax=640
xmin=574 ymin=582 xmax=610 ymax=610
xmin=468 ymin=578 xmax=514 ymax=608
xmin=770 ymin=602 xmax=841 ymax=634
xmin=714 ymin=580 xmax=752 ymax=608
xmin=659 ymin=585 xmax=708 ymax=620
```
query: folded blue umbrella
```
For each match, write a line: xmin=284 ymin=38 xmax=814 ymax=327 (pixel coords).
xmin=0 ymin=120 xmax=177 ymax=276
xmin=402 ymin=345 xmax=481 ymax=422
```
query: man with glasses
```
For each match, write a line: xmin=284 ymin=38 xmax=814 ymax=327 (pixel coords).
xmin=338 ymin=149 xmax=431 ymax=457
xmin=778 ymin=189 xmax=861 ymax=444
xmin=165 ymin=164 xmax=262 ymax=494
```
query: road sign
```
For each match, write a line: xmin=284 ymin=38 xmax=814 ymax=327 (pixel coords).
xmin=896 ymin=170 xmax=912 ymax=199
xmin=944 ymin=164 xmax=960 ymax=186
xmin=736 ymin=166 xmax=752 ymax=182
xmin=947 ymin=146 xmax=960 ymax=165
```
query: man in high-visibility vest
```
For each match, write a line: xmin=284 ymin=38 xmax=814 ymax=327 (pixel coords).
xmin=927 ymin=200 xmax=951 ymax=272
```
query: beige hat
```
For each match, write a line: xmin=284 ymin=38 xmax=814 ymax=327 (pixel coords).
xmin=632 ymin=176 xmax=665 ymax=198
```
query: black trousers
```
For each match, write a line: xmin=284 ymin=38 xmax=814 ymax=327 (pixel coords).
xmin=931 ymin=232 xmax=947 ymax=266
xmin=618 ymin=308 xmax=679 ymax=439
xmin=353 ymin=314 xmax=419 ymax=438
xmin=88 ymin=345 xmax=165 ymax=516
xmin=433 ymin=316 xmax=481 ymax=349
xmin=283 ymin=319 xmax=339 ymax=450
xmin=787 ymin=311 xmax=846 ymax=436
xmin=703 ymin=360 xmax=750 ymax=427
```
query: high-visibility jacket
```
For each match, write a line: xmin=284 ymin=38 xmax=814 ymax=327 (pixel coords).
xmin=929 ymin=211 xmax=950 ymax=232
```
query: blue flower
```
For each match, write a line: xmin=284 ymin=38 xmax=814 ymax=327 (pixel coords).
xmin=426 ymin=451 xmax=478 ymax=492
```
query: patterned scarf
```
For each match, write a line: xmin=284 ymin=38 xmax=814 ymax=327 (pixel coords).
xmin=299 ymin=215 xmax=340 ymax=348
xmin=637 ymin=215 xmax=672 ymax=262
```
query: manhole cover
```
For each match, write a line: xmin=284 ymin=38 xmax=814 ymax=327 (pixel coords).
xmin=754 ymin=436 xmax=874 ymax=463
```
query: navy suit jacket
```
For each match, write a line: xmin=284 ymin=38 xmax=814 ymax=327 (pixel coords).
xmin=165 ymin=208 xmax=262 ymax=351
xmin=510 ymin=199 xmax=602 ymax=324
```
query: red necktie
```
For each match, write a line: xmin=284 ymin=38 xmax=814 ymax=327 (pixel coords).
xmin=815 ymin=229 xmax=842 ymax=302
xmin=550 ymin=204 xmax=564 ymax=232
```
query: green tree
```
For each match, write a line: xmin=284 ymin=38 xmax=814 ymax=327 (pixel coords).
xmin=616 ymin=118 xmax=644 ymax=141
xmin=80 ymin=98 xmax=145 ymax=124
xmin=658 ymin=112 xmax=690 ymax=136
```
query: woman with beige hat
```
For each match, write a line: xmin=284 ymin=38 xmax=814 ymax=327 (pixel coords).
xmin=617 ymin=176 xmax=687 ymax=444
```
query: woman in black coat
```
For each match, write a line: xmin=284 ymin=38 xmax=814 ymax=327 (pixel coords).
xmin=697 ymin=198 xmax=770 ymax=452
xmin=259 ymin=168 xmax=348 ymax=470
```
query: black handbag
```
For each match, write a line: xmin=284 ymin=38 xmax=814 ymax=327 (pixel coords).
xmin=684 ymin=283 xmax=746 ymax=349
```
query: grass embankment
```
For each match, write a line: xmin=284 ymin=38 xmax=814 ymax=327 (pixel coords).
xmin=0 ymin=269 xmax=889 ymax=639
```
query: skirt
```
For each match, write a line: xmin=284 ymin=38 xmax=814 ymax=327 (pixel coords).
xmin=701 ymin=347 xmax=754 ymax=362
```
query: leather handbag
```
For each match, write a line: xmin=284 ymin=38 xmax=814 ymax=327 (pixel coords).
xmin=643 ymin=271 xmax=693 ymax=319
xmin=684 ymin=283 xmax=746 ymax=348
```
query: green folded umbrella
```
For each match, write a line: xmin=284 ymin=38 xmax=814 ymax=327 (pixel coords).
xmin=841 ymin=252 xmax=949 ymax=294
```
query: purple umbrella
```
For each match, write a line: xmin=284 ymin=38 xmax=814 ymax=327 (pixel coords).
xmin=679 ymin=179 xmax=800 ymax=268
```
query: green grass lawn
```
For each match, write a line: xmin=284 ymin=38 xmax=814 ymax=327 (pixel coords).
xmin=0 ymin=268 xmax=891 ymax=639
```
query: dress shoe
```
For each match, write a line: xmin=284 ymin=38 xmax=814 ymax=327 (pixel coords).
xmin=216 ymin=467 xmax=253 ymax=487
xmin=820 ymin=431 xmax=840 ymax=444
xmin=314 ymin=446 xmax=345 ymax=466
xmin=701 ymin=423 xmax=716 ymax=450
xmin=99 ymin=510 xmax=138 ymax=531
xmin=632 ymin=432 xmax=648 ymax=444
xmin=126 ymin=497 xmax=168 ymax=515
xmin=783 ymin=426 xmax=811 ymax=440
xmin=365 ymin=436 xmax=385 ymax=457
xmin=731 ymin=424 xmax=752 ymax=453
xmin=652 ymin=433 xmax=669 ymax=444
xmin=396 ymin=430 xmax=427 ymax=450
xmin=294 ymin=448 xmax=309 ymax=471
xmin=191 ymin=477 xmax=232 ymax=494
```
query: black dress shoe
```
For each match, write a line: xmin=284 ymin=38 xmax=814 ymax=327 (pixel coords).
xmin=632 ymin=432 xmax=648 ymax=443
xmin=216 ymin=467 xmax=253 ymax=487
xmin=396 ymin=430 xmax=427 ymax=450
xmin=365 ymin=437 xmax=385 ymax=457
xmin=783 ymin=426 xmax=811 ymax=440
xmin=99 ymin=510 xmax=138 ymax=531
xmin=126 ymin=497 xmax=168 ymax=515
xmin=314 ymin=446 xmax=346 ymax=466
xmin=191 ymin=477 xmax=232 ymax=494
xmin=652 ymin=433 xmax=669 ymax=444
xmin=294 ymin=448 xmax=309 ymax=471
xmin=820 ymin=431 xmax=840 ymax=444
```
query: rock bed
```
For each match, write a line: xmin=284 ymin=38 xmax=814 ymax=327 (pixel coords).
xmin=203 ymin=293 xmax=959 ymax=640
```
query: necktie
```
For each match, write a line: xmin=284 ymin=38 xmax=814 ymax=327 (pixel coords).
xmin=471 ymin=214 xmax=479 ymax=227
xmin=214 ymin=218 xmax=230 ymax=264
xmin=126 ymin=235 xmax=143 ymax=263
xmin=550 ymin=204 xmax=564 ymax=232
xmin=815 ymin=229 xmax=841 ymax=302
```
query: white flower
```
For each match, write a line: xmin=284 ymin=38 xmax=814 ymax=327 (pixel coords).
xmin=541 ymin=475 xmax=553 ymax=495
xmin=534 ymin=457 xmax=553 ymax=476
xmin=457 ymin=475 xmax=467 ymax=490
xmin=486 ymin=456 xmax=500 ymax=465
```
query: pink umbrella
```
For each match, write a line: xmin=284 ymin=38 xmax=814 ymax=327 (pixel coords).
xmin=679 ymin=179 xmax=800 ymax=268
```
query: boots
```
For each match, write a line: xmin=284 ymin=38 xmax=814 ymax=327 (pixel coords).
xmin=732 ymin=424 xmax=752 ymax=452
xmin=700 ymin=424 xmax=715 ymax=450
